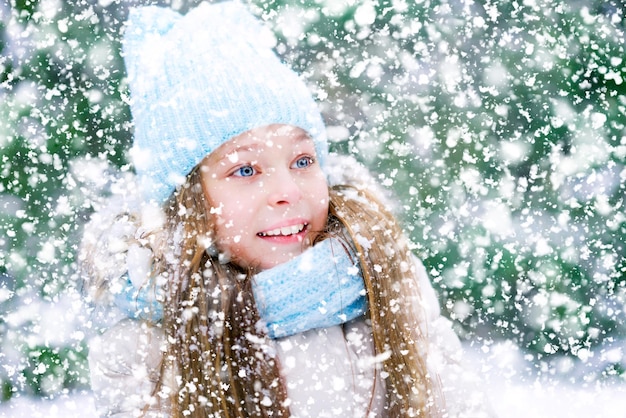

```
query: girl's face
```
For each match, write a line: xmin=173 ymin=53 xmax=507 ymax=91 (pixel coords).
xmin=200 ymin=124 xmax=329 ymax=270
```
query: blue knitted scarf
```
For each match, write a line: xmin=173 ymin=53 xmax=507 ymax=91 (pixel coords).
xmin=114 ymin=238 xmax=368 ymax=339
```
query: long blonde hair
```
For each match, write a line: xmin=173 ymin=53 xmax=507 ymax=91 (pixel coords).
xmin=152 ymin=168 xmax=442 ymax=417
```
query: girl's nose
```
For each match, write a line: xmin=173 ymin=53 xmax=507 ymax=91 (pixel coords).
xmin=266 ymin=171 xmax=302 ymax=207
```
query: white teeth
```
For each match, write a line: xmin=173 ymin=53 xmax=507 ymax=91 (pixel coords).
xmin=260 ymin=223 xmax=306 ymax=237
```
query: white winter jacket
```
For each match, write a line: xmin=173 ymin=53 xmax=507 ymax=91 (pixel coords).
xmin=84 ymin=155 xmax=495 ymax=417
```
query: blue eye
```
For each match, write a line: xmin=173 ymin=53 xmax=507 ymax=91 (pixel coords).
xmin=293 ymin=156 xmax=314 ymax=169
xmin=233 ymin=165 xmax=256 ymax=177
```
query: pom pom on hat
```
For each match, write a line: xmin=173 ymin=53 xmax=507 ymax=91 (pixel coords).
xmin=123 ymin=1 xmax=328 ymax=203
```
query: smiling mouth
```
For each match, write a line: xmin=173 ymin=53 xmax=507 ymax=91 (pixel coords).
xmin=258 ymin=223 xmax=308 ymax=237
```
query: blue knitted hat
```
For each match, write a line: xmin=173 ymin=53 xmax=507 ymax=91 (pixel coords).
xmin=123 ymin=1 xmax=328 ymax=203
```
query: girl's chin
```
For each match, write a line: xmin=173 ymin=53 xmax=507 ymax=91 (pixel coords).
xmin=228 ymin=233 xmax=319 ymax=270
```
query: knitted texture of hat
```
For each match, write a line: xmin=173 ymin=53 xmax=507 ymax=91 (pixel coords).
xmin=122 ymin=1 xmax=328 ymax=203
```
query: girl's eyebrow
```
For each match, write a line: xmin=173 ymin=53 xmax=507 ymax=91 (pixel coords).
xmin=214 ymin=143 xmax=262 ymax=164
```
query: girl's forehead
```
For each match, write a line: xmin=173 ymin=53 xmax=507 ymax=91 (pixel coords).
xmin=235 ymin=124 xmax=310 ymax=144
xmin=209 ymin=124 xmax=313 ymax=160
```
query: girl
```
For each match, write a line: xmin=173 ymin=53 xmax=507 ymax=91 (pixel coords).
xmin=81 ymin=2 xmax=494 ymax=417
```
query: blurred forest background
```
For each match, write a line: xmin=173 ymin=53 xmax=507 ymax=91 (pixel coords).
xmin=1 ymin=0 xmax=625 ymax=400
